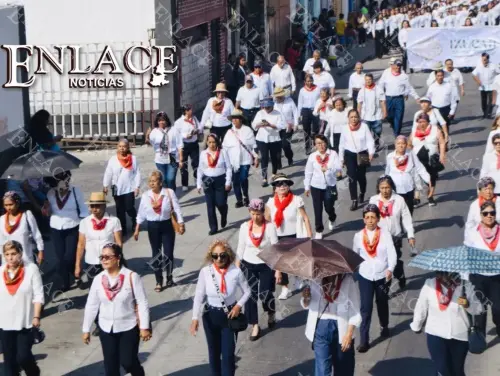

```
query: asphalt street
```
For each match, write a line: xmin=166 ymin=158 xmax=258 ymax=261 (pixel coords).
xmin=2 ymin=53 xmax=500 ymax=376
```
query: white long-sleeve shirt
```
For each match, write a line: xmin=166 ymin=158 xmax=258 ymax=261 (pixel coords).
xmin=174 ymin=115 xmax=204 ymax=143
xmin=465 ymin=198 xmax=500 ymax=230
xmin=250 ymin=72 xmax=273 ymax=98
xmin=136 ymin=188 xmax=184 ymax=225
xmin=0 ymin=263 xmax=44 ymax=330
xmin=0 ymin=211 xmax=43 ymax=264
xmin=304 ymin=150 xmax=342 ymax=191
xmin=102 ymin=154 xmax=141 ymax=196
xmin=270 ymin=63 xmax=296 ymax=92
xmin=357 ymin=85 xmax=386 ymax=121
xmin=251 ymin=109 xmax=285 ymax=143
xmin=369 ymin=193 xmax=414 ymax=238
xmin=410 ymin=278 xmax=482 ymax=341
xmin=200 ymin=97 xmax=235 ymax=128
xmin=426 ymin=82 xmax=459 ymax=114
xmin=149 ymin=127 xmax=184 ymax=164
xmin=385 ymin=150 xmax=430 ymax=194
xmin=338 ymin=122 xmax=376 ymax=163
xmin=378 ymin=70 xmax=419 ymax=99
xmin=348 ymin=73 xmax=365 ymax=98
xmin=313 ymin=99 xmax=333 ymax=121
xmin=79 ymin=214 xmax=122 ymax=265
xmin=485 ymin=130 xmax=500 ymax=155
xmin=298 ymin=86 xmax=321 ymax=112
xmin=464 ymin=226 xmax=500 ymax=276
xmin=472 ymin=64 xmax=500 ymax=91
xmin=196 ymin=149 xmax=233 ymax=189
xmin=324 ymin=108 xmax=350 ymax=138
xmin=312 ymin=72 xmax=335 ymax=90
xmin=352 ymin=227 xmax=397 ymax=281
xmin=192 ymin=264 xmax=251 ymax=320
xmin=236 ymin=85 xmax=263 ymax=110
xmin=412 ymin=109 xmax=446 ymax=132
xmin=480 ymin=152 xmax=500 ymax=193
xmin=398 ymin=28 xmax=409 ymax=48
xmin=236 ymin=221 xmax=278 ymax=264
xmin=222 ymin=125 xmax=257 ymax=171
xmin=274 ymin=98 xmax=299 ymax=126
xmin=47 ymin=186 xmax=88 ymax=230
xmin=303 ymin=58 xmax=331 ymax=74
xmin=82 ymin=267 xmax=150 ymax=333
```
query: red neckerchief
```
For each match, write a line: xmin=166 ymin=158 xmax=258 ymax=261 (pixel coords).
xmin=478 ymin=224 xmax=500 ymax=251
xmin=185 ymin=117 xmax=195 ymax=126
xmin=207 ymin=149 xmax=221 ymax=168
xmin=253 ymin=70 xmax=263 ymax=77
xmin=349 ymin=122 xmax=361 ymax=131
xmin=435 ymin=279 xmax=456 ymax=311
xmin=212 ymin=99 xmax=225 ymax=114
xmin=323 ymin=275 xmax=344 ymax=303
xmin=319 ymin=100 xmax=327 ymax=112
xmin=316 ymin=153 xmax=330 ymax=168
xmin=213 ymin=264 xmax=228 ymax=294
xmin=365 ymin=83 xmax=375 ymax=90
xmin=395 ymin=155 xmax=409 ymax=171
xmin=55 ymin=189 xmax=71 ymax=210
xmin=304 ymin=85 xmax=317 ymax=92
xmin=151 ymin=193 xmax=164 ymax=214
xmin=117 ymin=153 xmax=133 ymax=170
xmin=101 ymin=274 xmax=125 ymax=301
xmin=415 ymin=125 xmax=431 ymax=141
xmin=273 ymin=192 xmax=294 ymax=228
xmin=5 ymin=212 xmax=22 ymax=235
xmin=362 ymin=227 xmax=380 ymax=257
xmin=391 ymin=69 xmax=401 ymax=76
xmin=378 ymin=199 xmax=395 ymax=218
xmin=479 ymin=196 xmax=496 ymax=207
xmin=248 ymin=220 xmax=266 ymax=248
xmin=4 ymin=265 xmax=25 ymax=296
xmin=92 ymin=217 xmax=108 ymax=231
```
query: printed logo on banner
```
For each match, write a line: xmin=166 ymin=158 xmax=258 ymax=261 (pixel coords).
xmin=0 ymin=45 xmax=178 ymax=89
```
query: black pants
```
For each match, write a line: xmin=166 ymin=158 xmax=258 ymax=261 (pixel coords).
xmin=358 ymin=28 xmax=367 ymax=44
xmin=310 ymin=186 xmax=337 ymax=233
xmin=181 ymin=141 xmax=200 ymax=187
xmin=344 ymin=150 xmax=367 ymax=200
xmin=241 ymin=261 xmax=276 ymax=325
xmin=480 ymin=90 xmax=493 ymax=117
xmin=241 ymin=108 xmax=259 ymax=125
xmin=469 ymin=273 xmax=500 ymax=336
xmin=358 ymin=275 xmax=389 ymax=346
xmin=277 ymin=234 xmax=296 ymax=286
xmin=99 ymin=326 xmax=144 ymax=376
xmin=114 ymin=192 xmax=137 ymax=234
xmin=375 ymin=30 xmax=385 ymax=58
xmin=256 ymin=141 xmax=281 ymax=181
xmin=1 ymin=328 xmax=40 ymax=376
xmin=392 ymin=236 xmax=405 ymax=282
xmin=434 ymin=105 xmax=451 ymax=127
xmin=212 ymin=125 xmax=232 ymax=143
xmin=352 ymin=89 xmax=360 ymax=112
xmin=51 ymin=225 xmax=79 ymax=290
xmin=301 ymin=108 xmax=319 ymax=154
xmin=232 ymin=165 xmax=250 ymax=203
xmin=280 ymin=130 xmax=294 ymax=163
xmin=202 ymin=175 xmax=228 ymax=233
xmin=330 ymin=133 xmax=341 ymax=153
xmin=402 ymin=49 xmax=408 ymax=72
xmin=399 ymin=190 xmax=415 ymax=215
xmin=147 ymin=219 xmax=175 ymax=285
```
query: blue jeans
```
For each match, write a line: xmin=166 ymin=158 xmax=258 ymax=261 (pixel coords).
xmin=156 ymin=155 xmax=178 ymax=190
xmin=314 ymin=319 xmax=355 ymax=376
xmin=232 ymin=165 xmax=250 ymax=202
xmin=364 ymin=120 xmax=383 ymax=141
xmin=426 ymin=334 xmax=468 ymax=376
xmin=202 ymin=175 xmax=228 ymax=233
xmin=386 ymin=96 xmax=405 ymax=136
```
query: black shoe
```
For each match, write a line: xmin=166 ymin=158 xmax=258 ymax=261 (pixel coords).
xmin=235 ymin=201 xmax=244 ymax=208
xmin=496 ymin=326 xmax=500 ymax=337
xmin=208 ymin=230 xmax=218 ymax=236
xmin=288 ymin=158 xmax=293 ymax=167
xmin=380 ymin=327 xmax=390 ymax=338
xmin=243 ymin=197 xmax=250 ymax=207
xmin=358 ymin=193 xmax=365 ymax=203
xmin=92 ymin=327 xmax=100 ymax=337
xmin=262 ymin=180 xmax=269 ymax=187
xmin=249 ymin=326 xmax=261 ymax=341
xmin=268 ymin=313 xmax=276 ymax=329
xmin=413 ymin=198 xmax=421 ymax=206
xmin=357 ymin=344 xmax=370 ymax=353
xmin=399 ymin=278 xmax=406 ymax=290
xmin=428 ymin=197 xmax=436 ymax=206
xmin=166 ymin=279 xmax=177 ymax=288
xmin=350 ymin=200 xmax=358 ymax=211
xmin=221 ymin=216 xmax=227 ymax=229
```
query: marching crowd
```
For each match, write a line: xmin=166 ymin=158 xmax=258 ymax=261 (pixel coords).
xmin=1 ymin=1 xmax=500 ymax=375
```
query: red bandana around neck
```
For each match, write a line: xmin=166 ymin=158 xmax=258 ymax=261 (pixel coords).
xmin=92 ymin=217 xmax=108 ymax=231
xmin=5 ymin=212 xmax=23 ymax=235
xmin=213 ymin=264 xmax=228 ymax=294
xmin=248 ymin=220 xmax=266 ymax=248
xmin=362 ymin=227 xmax=380 ymax=257
xmin=319 ymin=100 xmax=327 ymax=112
xmin=365 ymin=83 xmax=375 ymax=90
xmin=415 ymin=125 xmax=431 ymax=141
xmin=151 ymin=193 xmax=164 ymax=214
xmin=117 ymin=153 xmax=133 ymax=170
xmin=316 ymin=153 xmax=330 ymax=168
xmin=478 ymin=224 xmax=500 ymax=251
xmin=101 ymin=274 xmax=125 ymax=301
xmin=273 ymin=192 xmax=294 ymax=228
xmin=56 ymin=190 xmax=71 ymax=210
xmin=304 ymin=85 xmax=317 ymax=92
xmin=349 ymin=122 xmax=361 ymax=132
xmin=323 ymin=275 xmax=344 ymax=303
xmin=213 ymin=99 xmax=225 ymax=114
xmin=395 ymin=155 xmax=409 ymax=171
xmin=207 ymin=149 xmax=221 ymax=168
xmin=4 ymin=265 xmax=25 ymax=296
xmin=479 ymin=196 xmax=496 ymax=207
xmin=435 ymin=279 xmax=456 ymax=311
xmin=378 ymin=200 xmax=395 ymax=218
xmin=391 ymin=70 xmax=401 ymax=76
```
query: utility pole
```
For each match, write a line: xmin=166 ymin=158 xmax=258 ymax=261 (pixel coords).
xmin=155 ymin=0 xmax=180 ymax=119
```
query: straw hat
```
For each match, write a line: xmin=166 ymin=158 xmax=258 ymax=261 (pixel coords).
xmin=86 ymin=192 xmax=108 ymax=205
xmin=273 ymin=87 xmax=287 ymax=97
xmin=271 ymin=173 xmax=294 ymax=186
xmin=213 ymin=82 xmax=229 ymax=93
xmin=227 ymin=109 xmax=247 ymax=123
xmin=433 ymin=61 xmax=444 ymax=70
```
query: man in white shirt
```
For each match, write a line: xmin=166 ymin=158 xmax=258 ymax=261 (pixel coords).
xmin=250 ymin=60 xmax=273 ymax=98
xmin=426 ymin=69 xmax=459 ymax=127
xmin=472 ymin=53 xmax=500 ymax=118
xmin=312 ymin=61 xmax=336 ymax=97
xmin=303 ymin=49 xmax=331 ymax=74
xmin=236 ymin=75 xmax=263 ymax=125
xmin=273 ymin=87 xmax=298 ymax=167
xmin=270 ymin=56 xmax=297 ymax=94
xmin=348 ymin=62 xmax=366 ymax=110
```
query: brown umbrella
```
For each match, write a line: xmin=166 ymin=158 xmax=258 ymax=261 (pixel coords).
xmin=259 ymin=238 xmax=364 ymax=281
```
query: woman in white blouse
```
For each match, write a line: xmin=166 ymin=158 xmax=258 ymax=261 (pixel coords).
xmin=298 ymin=74 xmax=321 ymax=155
xmin=480 ymin=134 xmax=500 ymax=194
xmin=301 ymin=273 xmax=361 ymax=376
xmin=103 ymin=139 xmax=141 ymax=234
xmin=0 ymin=192 xmax=44 ymax=266
xmin=43 ymin=171 xmax=88 ymax=291
xmin=484 ymin=116 xmax=500 ymax=155
xmin=265 ymin=173 xmax=313 ymax=300
xmin=223 ymin=110 xmax=259 ymax=207
xmin=190 ymin=239 xmax=251 ymax=376
xmin=372 ymin=14 xmax=387 ymax=59
xmin=398 ymin=20 xmax=410 ymax=70
xmin=464 ymin=200 xmax=500 ymax=337
xmin=324 ymin=96 xmax=350 ymax=155
xmin=0 ymin=240 xmax=44 ymax=376
xmin=385 ymin=135 xmax=430 ymax=214
xmin=304 ymin=135 xmax=342 ymax=239
xmin=408 ymin=113 xmax=446 ymax=207
xmin=339 ymin=109 xmax=375 ymax=211
xmin=134 ymin=171 xmax=185 ymax=292
xmin=466 ymin=177 xmax=500 ymax=229
xmin=82 ymin=243 xmax=151 ymax=376
xmin=411 ymin=271 xmax=481 ymax=376
xmin=353 ymin=204 xmax=397 ymax=353
xmin=197 ymin=134 xmax=232 ymax=235
xmin=200 ymin=82 xmax=235 ymax=142
xmin=236 ymin=199 xmax=278 ymax=340
xmin=312 ymin=88 xmax=332 ymax=135
xmin=369 ymin=176 xmax=415 ymax=290
xmin=148 ymin=111 xmax=184 ymax=191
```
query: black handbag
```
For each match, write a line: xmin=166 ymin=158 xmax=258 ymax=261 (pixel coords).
xmin=430 ymin=154 xmax=445 ymax=172
xmin=209 ymin=265 xmax=248 ymax=332
xmin=357 ymin=150 xmax=371 ymax=167
xmin=462 ymin=284 xmax=487 ymax=354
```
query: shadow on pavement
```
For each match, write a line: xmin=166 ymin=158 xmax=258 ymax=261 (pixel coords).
xmin=165 ymin=363 xmax=212 ymax=375
xmin=150 ymin=297 xmax=193 ymax=322
xmin=369 ymin=318 xmax=412 ymax=349
xmin=369 ymin=356 xmax=435 ymax=375
xmin=63 ymin=352 xmax=150 ymax=375
xmin=269 ymin=358 xmax=314 ymax=375
xmin=413 ymin=215 xmax=465 ymax=232
xmin=276 ymin=310 xmax=308 ymax=329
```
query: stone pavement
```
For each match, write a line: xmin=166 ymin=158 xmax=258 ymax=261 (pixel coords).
xmin=2 ymin=51 xmax=500 ymax=375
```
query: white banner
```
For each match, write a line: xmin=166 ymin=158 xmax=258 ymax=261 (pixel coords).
xmin=406 ymin=27 xmax=500 ymax=69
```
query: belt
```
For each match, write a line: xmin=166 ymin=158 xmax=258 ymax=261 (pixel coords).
xmin=386 ymin=95 xmax=404 ymax=99
xmin=242 ymin=108 xmax=259 ymax=111
xmin=206 ymin=303 xmax=235 ymax=311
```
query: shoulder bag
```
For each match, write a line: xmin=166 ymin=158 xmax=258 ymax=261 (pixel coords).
xmin=72 ymin=187 xmax=82 ymax=218
xmin=462 ymin=284 xmax=486 ymax=354
xmin=349 ymin=127 xmax=370 ymax=167
xmin=165 ymin=189 xmax=183 ymax=234
xmin=230 ymin=129 xmax=258 ymax=167
xmin=209 ymin=265 xmax=248 ymax=332
xmin=130 ymin=272 xmax=153 ymax=334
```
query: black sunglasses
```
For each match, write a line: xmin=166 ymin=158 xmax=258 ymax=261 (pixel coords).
xmin=482 ymin=210 xmax=496 ymax=217
xmin=211 ymin=253 xmax=228 ymax=260
xmin=494 ymin=142 xmax=500 ymax=146
xmin=275 ymin=182 xmax=289 ymax=187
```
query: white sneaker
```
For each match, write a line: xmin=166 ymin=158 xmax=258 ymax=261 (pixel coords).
xmin=182 ymin=186 xmax=189 ymax=192
xmin=315 ymin=232 xmax=323 ymax=239
xmin=278 ymin=287 xmax=292 ymax=300
xmin=328 ymin=221 xmax=335 ymax=231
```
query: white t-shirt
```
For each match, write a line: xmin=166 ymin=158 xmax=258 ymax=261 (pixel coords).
xmin=266 ymin=195 xmax=304 ymax=237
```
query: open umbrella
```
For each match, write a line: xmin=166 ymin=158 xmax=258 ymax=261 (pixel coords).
xmin=1 ymin=150 xmax=82 ymax=180
xmin=408 ymin=245 xmax=500 ymax=274
xmin=258 ymin=238 xmax=364 ymax=281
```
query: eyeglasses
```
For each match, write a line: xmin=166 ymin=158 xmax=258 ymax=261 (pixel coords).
xmin=90 ymin=205 xmax=101 ymax=209
xmin=211 ymin=253 xmax=228 ymax=260
xmin=99 ymin=255 xmax=116 ymax=261
xmin=275 ymin=182 xmax=289 ymax=187
xmin=494 ymin=142 xmax=500 ymax=146
xmin=481 ymin=211 xmax=496 ymax=217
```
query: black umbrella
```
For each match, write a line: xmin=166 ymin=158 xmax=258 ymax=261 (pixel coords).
xmin=0 ymin=128 xmax=30 ymax=153
xmin=1 ymin=150 xmax=82 ymax=180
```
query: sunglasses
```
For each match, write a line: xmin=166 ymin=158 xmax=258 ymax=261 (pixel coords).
xmin=482 ymin=211 xmax=496 ymax=217
xmin=494 ymin=142 xmax=500 ymax=146
xmin=90 ymin=204 xmax=102 ymax=209
xmin=275 ymin=182 xmax=289 ymax=187
xmin=99 ymin=255 xmax=116 ymax=261
xmin=211 ymin=253 xmax=228 ymax=260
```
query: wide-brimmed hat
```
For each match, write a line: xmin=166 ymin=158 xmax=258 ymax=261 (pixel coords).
xmin=86 ymin=192 xmax=108 ymax=205
xmin=227 ymin=109 xmax=247 ymax=123
xmin=271 ymin=173 xmax=294 ymax=186
xmin=213 ymin=82 xmax=229 ymax=93
xmin=273 ymin=87 xmax=287 ymax=97
xmin=433 ymin=61 xmax=444 ymax=70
